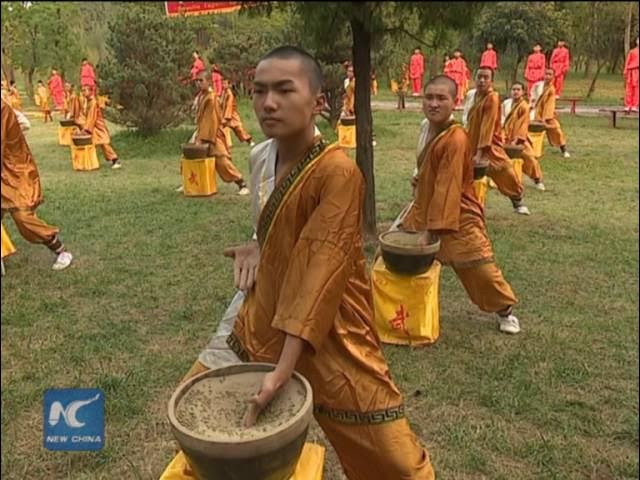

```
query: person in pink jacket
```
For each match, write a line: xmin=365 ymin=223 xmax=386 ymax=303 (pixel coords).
xmin=480 ymin=42 xmax=498 ymax=70
xmin=524 ymin=43 xmax=546 ymax=99
xmin=550 ymin=40 xmax=571 ymax=98
xmin=409 ymin=47 xmax=425 ymax=96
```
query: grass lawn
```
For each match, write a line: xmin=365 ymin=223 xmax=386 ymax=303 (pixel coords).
xmin=374 ymin=71 xmax=627 ymax=106
xmin=1 ymin=98 xmax=638 ymax=480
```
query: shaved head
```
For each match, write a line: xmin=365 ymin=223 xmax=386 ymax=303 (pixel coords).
xmin=258 ymin=46 xmax=324 ymax=93
xmin=425 ymin=75 xmax=457 ymax=99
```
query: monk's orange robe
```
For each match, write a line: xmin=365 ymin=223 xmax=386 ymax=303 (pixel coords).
xmin=221 ymin=86 xmax=252 ymax=144
xmin=36 ymin=85 xmax=52 ymax=122
xmin=194 ymin=89 xmax=243 ymax=183
xmin=81 ymin=95 xmax=118 ymax=161
xmin=229 ymin=140 xmax=434 ymax=480
xmin=466 ymin=89 xmax=524 ymax=201
xmin=1 ymin=99 xmax=62 ymax=250
xmin=65 ymin=91 xmax=82 ymax=123
xmin=534 ymin=84 xmax=567 ymax=147
xmin=343 ymin=78 xmax=355 ymax=116
xmin=402 ymin=122 xmax=518 ymax=313
xmin=502 ymin=99 xmax=543 ymax=182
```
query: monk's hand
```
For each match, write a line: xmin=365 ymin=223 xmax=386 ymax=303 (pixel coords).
xmin=223 ymin=241 xmax=260 ymax=291
xmin=472 ymin=151 xmax=484 ymax=166
xmin=243 ymin=370 xmax=285 ymax=428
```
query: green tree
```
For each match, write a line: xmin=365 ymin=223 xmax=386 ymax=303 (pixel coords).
xmin=250 ymin=1 xmax=478 ymax=236
xmin=100 ymin=3 xmax=194 ymax=135
xmin=2 ymin=1 xmax=83 ymax=98
xmin=472 ymin=2 xmax=568 ymax=89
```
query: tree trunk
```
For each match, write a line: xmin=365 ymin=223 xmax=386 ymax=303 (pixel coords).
xmin=350 ymin=11 xmax=377 ymax=237
xmin=511 ymin=58 xmax=521 ymax=85
xmin=27 ymin=68 xmax=35 ymax=99
xmin=609 ymin=56 xmax=619 ymax=74
xmin=429 ymin=53 xmax=438 ymax=79
xmin=624 ymin=2 xmax=632 ymax=55
xmin=584 ymin=58 xmax=591 ymax=78
xmin=586 ymin=61 xmax=605 ymax=99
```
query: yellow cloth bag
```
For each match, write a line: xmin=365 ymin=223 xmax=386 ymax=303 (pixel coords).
xmin=58 ymin=126 xmax=74 ymax=146
xmin=337 ymin=121 xmax=356 ymax=149
xmin=511 ymin=158 xmax=523 ymax=184
xmin=473 ymin=177 xmax=489 ymax=207
xmin=181 ymin=156 xmax=217 ymax=197
xmin=372 ymin=257 xmax=441 ymax=346
xmin=70 ymin=144 xmax=100 ymax=171
xmin=159 ymin=443 xmax=325 ymax=480
xmin=1 ymin=223 xmax=16 ymax=259
xmin=530 ymin=131 xmax=545 ymax=158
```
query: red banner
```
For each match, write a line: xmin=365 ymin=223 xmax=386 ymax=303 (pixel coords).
xmin=165 ymin=2 xmax=243 ymax=17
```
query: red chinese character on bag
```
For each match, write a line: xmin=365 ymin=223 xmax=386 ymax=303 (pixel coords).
xmin=188 ymin=171 xmax=199 ymax=186
xmin=389 ymin=305 xmax=409 ymax=331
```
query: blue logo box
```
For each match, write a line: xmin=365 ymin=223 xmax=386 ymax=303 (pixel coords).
xmin=43 ymin=388 xmax=105 ymax=451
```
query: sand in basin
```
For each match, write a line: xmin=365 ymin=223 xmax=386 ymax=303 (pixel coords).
xmin=176 ymin=372 xmax=307 ymax=441
xmin=384 ymin=232 xmax=431 ymax=248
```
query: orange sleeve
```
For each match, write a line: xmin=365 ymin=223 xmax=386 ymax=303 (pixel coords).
xmin=196 ymin=96 xmax=219 ymax=143
xmin=477 ymin=94 xmax=499 ymax=149
xmin=223 ymin=90 xmax=234 ymax=120
xmin=425 ymin=129 xmax=466 ymax=232
xmin=271 ymin=159 xmax=363 ymax=354
xmin=542 ymin=94 xmax=556 ymax=121
xmin=512 ymin=104 xmax=530 ymax=142
xmin=83 ymin=100 xmax=98 ymax=132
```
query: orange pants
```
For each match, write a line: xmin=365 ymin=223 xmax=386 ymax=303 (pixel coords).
xmin=544 ymin=119 xmax=567 ymax=147
xmin=522 ymin=144 xmax=543 ymax=181
xmin=453 ymin=260 xmax=518 ymax=314
xmin=1 ymin=209 xmax=62 ymax=252
xmin=227 ymin=120 xmax=252 ymax=144
xmin=96 ymin=143 xmax=118 ymax=162
xmin=178 ymin=359 xmax=435 ymax=480
xmin=487 ymin=155 xmax=524 ymax=202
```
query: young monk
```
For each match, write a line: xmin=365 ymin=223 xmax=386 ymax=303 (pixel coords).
xmin=502 ymin=81 xmax=545 ymax=190
xmin=63 ymin=82 xmax=82 ymax=122
xmin=223 ymin=45 xmax=435 ymax=480
xmin=342 ymin=64 xmax=355 ymax=116
xmin=1 ymin=98 xmax=73 ymax=270
xmin=189 ymin=71 xmax=249 ymax=194
xmin=79 ymin=85 xmax=122 ymax=169
xmin=36 ymin=80 xmax=53 ymax=123
xmin=401 ymin=75 xmax=521 ymax=334
xmin=462 ymin=67 xmax=531 ymax=215
xmin=221 ymin=78 xmax=255 ymax=147
xmin=534 ymin=68 xmax=571 ymax=158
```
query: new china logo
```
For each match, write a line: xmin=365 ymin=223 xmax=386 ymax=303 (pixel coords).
xmin=43 ymin=388 xmax=105 ymax=451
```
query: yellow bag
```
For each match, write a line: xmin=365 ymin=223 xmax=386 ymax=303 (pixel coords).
xmin=372 ymin=257 xmax=441 ymax=346
xmin=70 ymin=144 xmax=100 ymax=171
xmin=58 ymin=126 xmax=74 ymax=146
xmin=530 ymin=130 xmax=545 ymax=158
xmin=181 ymin=156 xmax=217 ymax=197
xmin=159 ymin=443 xmax=325 ymax=480
xmin=511 ymin=158 xmax=523 ymax=184
xmin=337 ymin=121 xmax=356 ymax=149
xmin=1 ymin=223 xmax=16 ymax=259
xmin=473 ymin=177 xmax=489 ymax=207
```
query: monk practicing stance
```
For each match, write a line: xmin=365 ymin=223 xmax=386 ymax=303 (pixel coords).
xmin=402 ymin=75 xmax=521 ymax=335
xmin=530 ymin=68 xmax=571 ymax=159
xmin=463 ymin=67 xmax=530 ymax=215
xmin=79 ymin=85 xmax=122 ymax=169
xmin=183 ymin=71 xmax=249 ymax=195
xmin=1 ymin=98 xmax=73 ymax=270
xmin=224 ymin=46 xmax=435 ymax=480
xmin=221 ymin=79 xmax=255 ymax=147
xmin=502 ymin=81 xmax=545 ymax=191
xmin=36 ymin=80 xmax=53 ymax=123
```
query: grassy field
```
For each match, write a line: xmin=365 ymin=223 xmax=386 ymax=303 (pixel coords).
xmin=1 ymin=98 xmax=638 ymax=480
xmin=374 ymin=71 xmax=627 ymax=106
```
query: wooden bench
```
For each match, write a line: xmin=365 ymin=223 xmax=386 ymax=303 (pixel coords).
xmin=598 ymin=108 xmax=639 ymax=128
xmin=557 ymin=97 xmax=583 ymax=115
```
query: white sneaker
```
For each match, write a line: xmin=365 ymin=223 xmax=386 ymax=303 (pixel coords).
xmin=372 ymin=140 xmax=377 ymax=147
xmin=249 ymin=141 xmax=256 ymax=147
xmin=238 ymin=187 xmax=250 ymax=196
xmin=563 ymin=151 xmax=571 ymax=158
xmin=175 ymin=185 xmax=184 ymax=193
xmin=498 ymin=314 xmax=521 ymax=334
xmin=515 ymin=205 xmax=531 ymax=215
xmin=111 ymin=161 xmax=122 ymax=169
xmin=52 ymin=251 xmax=73 ymax=271
xmin=534 ymin=182 xmax=546 ymax=191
